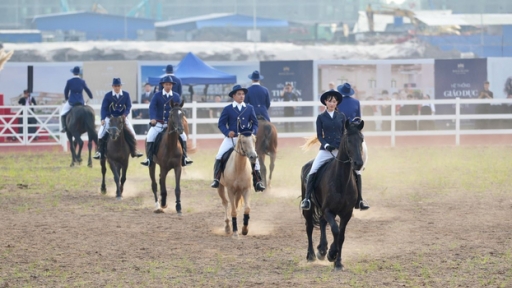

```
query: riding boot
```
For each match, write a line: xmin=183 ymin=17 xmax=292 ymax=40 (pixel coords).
xmin=301 ymin=173 xmax=316 ymax=210
xmin=355 ymin=174 xmax=370 ymax=210
xmin=93 ymin=134 xmax=108 ymax=160
xmin=60 ymin=115 xmax=67 ymax=133
xmin=210 ymin=159 xmax=222 ymax=188
xmin=127 ymin=136 xmax=143 ymax=158
xmin=140 ymin=142 xmax=154 ymax=166
xmin=179 ymin=138 xmax=193 ymax=166
xmin=251 ymin=163 xmax=266 ymax=192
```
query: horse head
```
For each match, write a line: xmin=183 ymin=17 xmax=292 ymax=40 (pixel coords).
xmin=344 ymin=119 xmax=365 ymax=170
xmin=237 ymin=134 xmax=258 ymax=164
xmin=108 ymin=116 xmax=125 ymax=140
xmin=167 ymin=99 xmax=185 ymax=134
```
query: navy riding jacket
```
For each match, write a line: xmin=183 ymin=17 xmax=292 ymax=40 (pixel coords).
xmin=100 ymin=91 xmax=132 ymax=119
xmin=218 ymin=102 xmax=259 ymax=137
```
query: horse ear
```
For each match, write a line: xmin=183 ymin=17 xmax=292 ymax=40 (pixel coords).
xmin=357 ymin=120 xmax=364 ymax=131
xmin=179 ymin=99 xmax=185 ymax=108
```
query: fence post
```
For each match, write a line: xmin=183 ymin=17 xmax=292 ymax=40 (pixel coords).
xmin=391 ymin=98 xmax=396 ymax=147
xmin=60 ymin=104 xmax=68 ymax=152
xmin=455 ymin=97 xmax=460 ymax=146
xmin=22 ymin=106 xmax=28 ymax=145
xmin=191 ymin=101 xmax=197 ymax=148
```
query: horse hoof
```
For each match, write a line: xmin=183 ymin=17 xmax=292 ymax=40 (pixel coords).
xmin=116 ymin=196 xmax=122 ymax=201
xmin=232 ymin=232 xmax=239 ymax=239
xmin=177 ymin=211 xmax=182 ymax=216
xmin=225 ymin=226 xmax=231 ymax=234
xmin=70 ymin=163 xmax=74 ymax=167
xmin=307 ymin=253 xmax=316 ymax=262
xmin=333 ymin=264 xmax=344 ymax=272
xmin=327 ymin=251 xmax=337 ymax=263
xmin=101 ymin=189 xmax=106 ymax=195
xmin=154 ymin=208 xmax=164 ymax=214
xmin=88 ymin=163 xmax=92 ymax=168
xmin=242 ymin=225 xmax=248 ymax=236
xmin=316 ymin=251 xmax=326 ymax=261
xmin=161 ymin=205 xmax=168 ymax=209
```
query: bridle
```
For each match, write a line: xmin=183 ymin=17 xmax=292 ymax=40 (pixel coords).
xmin=329 ymin=130 xmax=361 ymax=164
xmin=231 ymin=136 xmax=249 ymax=157
xmin=108 ymin=116 xmax=124 ymax=138
xmin=167 ymin=107 xmax=183 ymax=134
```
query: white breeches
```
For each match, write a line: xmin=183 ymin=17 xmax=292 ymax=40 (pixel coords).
xmin=308 ymin=141 xmax=368 ymax=175
xmin=98 ymin=117 xmax=136 ymax=138
xmin=60 ymin=102 xmax=73 ymax=116
xmin=146 ymin=122 xmax=187 ymax=143
xmin=215 ymin=137 xmax=260 ymax=170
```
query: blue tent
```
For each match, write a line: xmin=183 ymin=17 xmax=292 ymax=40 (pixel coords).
xmin=147 ymin=52 xmax=237 ymax=85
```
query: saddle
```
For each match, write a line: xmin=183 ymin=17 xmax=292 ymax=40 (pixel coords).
xmin=219 ymin=148 xmax=235 ymax=174
xmin=152 ymin=131 xmax=164 ymax=155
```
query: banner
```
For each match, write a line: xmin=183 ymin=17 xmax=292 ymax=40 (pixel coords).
xmin=260 ymin=60 xmax=313 ymax=131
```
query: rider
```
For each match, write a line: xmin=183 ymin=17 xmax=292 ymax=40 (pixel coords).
xmin=140 ymin=75 xmax=193 ymax=167
xmin=245 ymin=70 xmax=271 ymax=122
xmin=60 ymin=66 xmax=93 ymax=132
xmin=93 ymin=78 xmax=143 ymax=160
xmin=210 ymin=84 xmax=265 ymax=192
xmin=301 ymin=89 xmax=344 ymax=210
xmin=336 ymin=83 xmax=370 ymax=210
xmin=155 ymin=64 xmax=183 ymax=96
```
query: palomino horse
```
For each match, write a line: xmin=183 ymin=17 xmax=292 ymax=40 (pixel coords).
xmin=100 ymin=116 xmax=136 ymax=200
xmin=255 ymin=119 xmax=277 ymax=187
xmin=64 ymin=105 xmax=98 ymax=167
xmin=217 ymin=134 xmax=258 ymax=238
xmin=301 ymin=120 xmax=364 ymax=271
xmin=149 ymin=100 xmax=185 ymax=214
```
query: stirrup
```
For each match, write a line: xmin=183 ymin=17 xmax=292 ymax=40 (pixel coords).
xmin=301 ymin=199 xmax=311 ymax=210
xmin=140 ymin=159 xmax=151 ymax=166
xmin=93 ymin=151 xmax=101 ymax=160
xmin=255 ymin=182 xmax=265 ymax=192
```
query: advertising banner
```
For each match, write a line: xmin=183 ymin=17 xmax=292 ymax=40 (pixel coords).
xmin=260 ymin=60 xmax=313 ymax=131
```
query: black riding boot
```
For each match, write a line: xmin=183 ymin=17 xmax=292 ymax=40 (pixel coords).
xmin=140 ymin=142 xmax=154 ymax=166
xmin=93 ymin=134 xmax=108 ymax=160
xmin=251 ymin=163 xmax=266 ymax=192
xmin=301 ymin=173 xmax=316 ymax=210
xmin=210 ymin=159 xmax=222 ymax=188
xmin=355 ymin=174 xmax=370 ymax=210
xmin=178 ymin=138 xmax=193 ymax=166
xmin=60 ymin=115 xmax=67 ymax=133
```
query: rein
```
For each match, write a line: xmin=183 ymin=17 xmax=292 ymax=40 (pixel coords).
xmin=166 ymin=107 xmax=182 ymax=134
xmin=329 ymin=132 xmax=354 ymax=164
xmin=231 ymin=137 xmax=247 ymax=156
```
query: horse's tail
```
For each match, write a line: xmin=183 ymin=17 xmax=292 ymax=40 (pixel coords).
xmin=84 ymin=107 xmax=98 ymax=145
xmin=300 ymin=135 xmax=319 ymax=151
xmin=182 ymin=115 xmax=196 ymax=154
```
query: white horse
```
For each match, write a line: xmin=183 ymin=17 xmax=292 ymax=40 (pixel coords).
xmin=217 ymin=134 xmax=258 ymax=238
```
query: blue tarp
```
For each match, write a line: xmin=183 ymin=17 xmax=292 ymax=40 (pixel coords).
xmin=147 ymin=52 xmax=237 ymax=85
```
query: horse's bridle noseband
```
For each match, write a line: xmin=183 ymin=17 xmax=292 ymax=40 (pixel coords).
xmin=167 ymin=107 xmax=183 ymax=134
xmin=231 ymin=137 xmax=248 ymax=157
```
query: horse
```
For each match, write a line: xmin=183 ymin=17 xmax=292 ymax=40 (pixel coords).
xmin=217 ymin=134 xmax=258 ymax=238
xmin=255 ymin=119 xmax=278 ymax=188
xmin=100 ymin=116 xmax=136 ymax=200
xmin=149 ymin=100 xmax=185 ymax=214
xmin=300 ymin=120 xmax=364 ymax=271
xmin=64 ymin=105 xmax=98 ymax=168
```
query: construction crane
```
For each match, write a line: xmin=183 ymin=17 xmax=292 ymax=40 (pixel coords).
xmin=60 ymin=0 xmax=70 ymax=12
xmin=126 ymin=0 xmax=151 ymax=18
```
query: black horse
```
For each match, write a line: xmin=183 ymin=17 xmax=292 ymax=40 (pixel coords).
xmin=301 ymin=120 xmax=364 ymax=271
xmin=100 ymin=116 xmax=136 ymax=199
xmin=65 ymin=105 xmax=98 ymax=167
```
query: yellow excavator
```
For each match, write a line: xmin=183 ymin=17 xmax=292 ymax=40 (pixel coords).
xmin=0 ymin=48 xmax=14 ymax=72
xmin=366 ymin=4 xmax=419 ymax=33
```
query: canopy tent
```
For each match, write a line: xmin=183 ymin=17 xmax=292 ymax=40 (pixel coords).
xmin=147 ymin=52 xmax=237 ymax=85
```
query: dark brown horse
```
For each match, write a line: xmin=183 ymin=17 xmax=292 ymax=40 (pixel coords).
xmin=100 ymin=116 xmax=136 ymax=200
xmin=301 ymin=120 xmax=364 ymax=271
xmin=149 ymin=100 xmax=185 ymax=214
xmin=64 ymin=105 xmax=98 ymax=168
xmin=255 ymin=119 xmax=277 ymax=187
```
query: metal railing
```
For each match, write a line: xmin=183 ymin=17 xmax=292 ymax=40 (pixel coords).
xmin=1 ymin=97 xmax=511 ymax=149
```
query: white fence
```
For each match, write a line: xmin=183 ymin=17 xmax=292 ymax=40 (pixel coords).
xmin=1 ymin=98 xmax=511 ymax=149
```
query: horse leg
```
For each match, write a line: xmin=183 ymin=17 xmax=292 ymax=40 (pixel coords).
xmin=334 ymin=212 xmax=353 ymax=271
xmin=67 ymin=133 xmax=76 ymax=167
xmin=109 ymin=161 xmax=121 ymax=200
xmin=268 ymin=152 xmax=276 ymax=187
xmin=259 ymin=154 xmax=267 ymax=187
xmin=174 ymin=167 xmax=182 ymax=215
xmin=100 ymin=157 xmax=107 ymax=194
xmin=241 ymin=189 xmax=251 ymax=236
xmin=87 ymin=137 xmax=93 ymax=168
xmin=159 ymin=169 xmax=169 ymax=211
xmin=317 ymin=218 xmax=328 ymax=260
xmin=325 ymin=208 xmax=340 ymax=264
xmin=149 ymin=164 xmax=160 ymax=213
xmin=304 ymin=210 xmax=316 ymax=262
xmin=76 ymin=136 xmax=84 ymax=164
xmin=228 ymin=190 xmax=238 ymax=238
xmin=120 ymin=163 xmax=127 ymax=198
xmin=217 ymin=184 xmax=230 ymax=234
